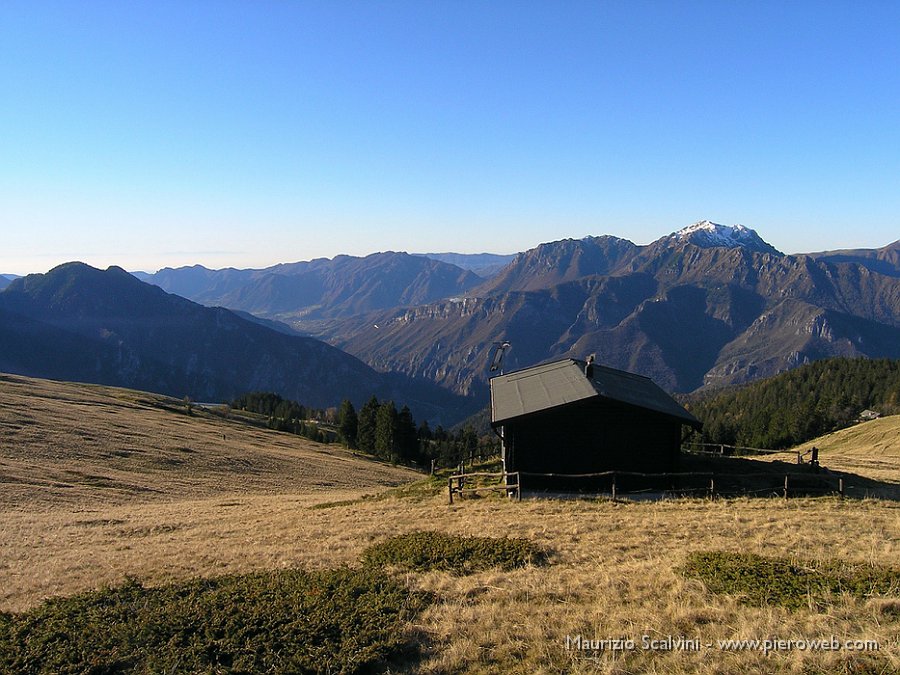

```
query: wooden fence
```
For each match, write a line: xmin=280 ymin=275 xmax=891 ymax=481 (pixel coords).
xmin=448 ymin=469 xmax=845 ymax=503
xmin=682 ymin=442 xmax=804 ymax=463
xmin=448 ymin=471 xmax=520 ymax=504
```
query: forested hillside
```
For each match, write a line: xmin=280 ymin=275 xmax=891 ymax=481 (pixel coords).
xmin=684 ymin=357 xmax=900 ymax=449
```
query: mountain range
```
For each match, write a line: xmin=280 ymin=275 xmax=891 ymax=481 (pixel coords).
xmin=0 ymin=263 xmax=464 ymax=422
xmin=3 ymin=222 xmax=899 ymax=424
xmin=411 ymin=252 xmax=517 ymax=277
xmin=806 ymin=240 xmax=900 ymax=278
xmin=133 ymin=252 xmax=486 ymax=322
xmin=304 ymin=222 xmax=900 ymax=397
xmin=131 ymin=221 xmax=900 ymax=399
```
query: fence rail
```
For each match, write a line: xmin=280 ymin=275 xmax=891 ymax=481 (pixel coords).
xmin=681 ymin=442 xmax=805 ymax=462
xmin=447 ymin=469 xmax=845 ymax=503
xmin=448 ymin=471 xmax=520 ymax=504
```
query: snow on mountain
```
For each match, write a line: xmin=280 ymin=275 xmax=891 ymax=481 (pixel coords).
xmin=669 ymin=220 xmax=782 ymax=255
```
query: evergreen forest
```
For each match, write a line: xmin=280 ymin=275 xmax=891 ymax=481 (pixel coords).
xmin=684 ymin=358 xmax=900 ymax=450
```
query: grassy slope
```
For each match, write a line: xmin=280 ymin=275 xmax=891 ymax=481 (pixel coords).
xmin=794 ymin=414 xmax=900 ymax=457
xmin=1 ymin=374 xmax=898 ymax=673
xmin=0 ymin=372 xmax=416 ymax=509
xmin=788 ymin=415 xmax=900 ymax=486
xmin=681 ymin=415 xmax=900 ymax=499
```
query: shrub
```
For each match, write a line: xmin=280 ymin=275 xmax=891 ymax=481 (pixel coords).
xmin=362 ymin=530 xmax=548 ymax=575
xmin=682 ymin=551 xmax=900 ymax=611
xmin=0 ymin=568 xmax=429 ymax=674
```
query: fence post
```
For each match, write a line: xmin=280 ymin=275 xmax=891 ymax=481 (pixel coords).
xmin=783 ymin=475 xmax=788 ymax=499
xmin=430 ymin=459 xmax=435 ymax=476
xmin=611 ymin=473 xmax=617 ymax=501
xmin=709 ymin=477 xmax=715 ymax=500
xmin=448 ymin=476 xmax=453 ymax=505
xmin=839 ymin=478 xmax=844 ymax=500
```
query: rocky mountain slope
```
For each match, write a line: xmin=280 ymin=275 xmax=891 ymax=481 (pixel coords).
xmin=308 ymin=223 xmax=900 ymax=398
xmin=135 ymin=251 xmax=481 ymax=321
xmin=805 ymin=239 xmax=900 ymax=278
xmin=412 ymin=252 xmax=517 ymax=277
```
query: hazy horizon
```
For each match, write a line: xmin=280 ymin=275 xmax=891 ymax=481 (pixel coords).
xmin=3 ymin=2 xmax=899 ymax=275
xmin=4 ymin=221 xmax=898 ymax=278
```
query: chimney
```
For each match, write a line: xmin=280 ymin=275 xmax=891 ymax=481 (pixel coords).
xmin=584 ymin=354 xmax=596 ymax=378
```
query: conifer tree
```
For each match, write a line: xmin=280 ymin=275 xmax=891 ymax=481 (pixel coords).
xmin=375 ymin=401 xmax=399 ymax=462
xmin=396 ymin=405 xmax=418 ymax=461
xmin=338 ymin=399 xmax=358 ymax=449
xmin=356 ymin=395 xmax=379 ymax=455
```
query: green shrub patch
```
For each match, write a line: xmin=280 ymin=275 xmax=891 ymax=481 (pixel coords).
xmin=0 ymin=568 xmax=429 ymax=674
xmin=362 ymin=531 xmax=548 ymax=575
xmin=683 ymin=551 xmax=900 ymax=610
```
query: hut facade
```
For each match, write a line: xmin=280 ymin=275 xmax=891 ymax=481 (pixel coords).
xmin=490 ymin=359 xmax=702 ymax=488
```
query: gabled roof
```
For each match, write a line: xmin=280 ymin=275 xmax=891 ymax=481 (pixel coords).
xmin=490 ymin=358 xmax=702 ymax=429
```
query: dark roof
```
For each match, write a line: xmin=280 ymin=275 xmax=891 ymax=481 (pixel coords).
xmin=490 ymin=358 xmax=702 ymax=429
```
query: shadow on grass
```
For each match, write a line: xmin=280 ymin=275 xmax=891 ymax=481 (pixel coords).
xmin=511 ymin=454 xmax=899 ymax=502
xmin=679 ymin=453 xmax=900 ymax=501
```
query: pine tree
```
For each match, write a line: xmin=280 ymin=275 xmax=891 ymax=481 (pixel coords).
xmin=396 ymin=405 xmax=418 ymax=462
xmin=460 ymin=426 xmax=478 ymax=464
xmin=356 ymin=395 xmax=379 ymax=455
xmin=338 ymin=399 xmax=358 ymax=449
xmin=375 ymin=401 xmax=399 ymax=462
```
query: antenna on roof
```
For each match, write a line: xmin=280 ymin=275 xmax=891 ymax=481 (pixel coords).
xmin=585 ymin=353 xmax=596 ymax=379
xmin=489 ymin=341 xmax=511 ymax=375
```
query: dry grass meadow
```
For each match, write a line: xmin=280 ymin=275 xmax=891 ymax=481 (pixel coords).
xmin=1 ymin=373 xmax=898 ymax=673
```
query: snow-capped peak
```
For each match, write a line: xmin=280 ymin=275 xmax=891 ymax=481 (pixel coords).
xmin=670 ymin=221 xmax=781 ymax=255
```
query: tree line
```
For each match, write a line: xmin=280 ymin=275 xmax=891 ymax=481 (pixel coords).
xmin=230 ymin=391 xmax=499 ymax=468
xmin=684 ymin=357 xmax=900 ymax=450
xmin=230 ymin=392 xmax=330 ymax=443
xmin=338 ymin=396 xmax=498 ymax=467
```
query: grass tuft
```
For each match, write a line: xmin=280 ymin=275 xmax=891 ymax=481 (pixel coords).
xmin=362 ymin=530 xmax=548 ymax=575
xmin=683 ymin=551 xmax=900 ymax=610
xmin=310 ymin=496 xmax=374 ymax=510
xmin=0 ymin=568 xmax=429 ymax=674
xmin=311 ymin=476 xmax=447 ymax=510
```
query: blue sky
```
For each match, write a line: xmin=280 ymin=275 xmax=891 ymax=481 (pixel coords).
xmin=2 ymin=1 xmax=898 ymax=274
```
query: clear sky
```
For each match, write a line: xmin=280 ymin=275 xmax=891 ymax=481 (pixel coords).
xmin=2 ymin=1 xmax=898 ymax=275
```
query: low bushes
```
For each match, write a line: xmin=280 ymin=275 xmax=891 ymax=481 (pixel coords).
xmin=1 ymin=531 xmax=549 ymax=672
xmin=683 ymin=551 xmax=900 ymax=610
xmin=0 ymin=568 xmax=428 ymax=674
xmin=362 ymin=530 xmax=548 ymax=575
